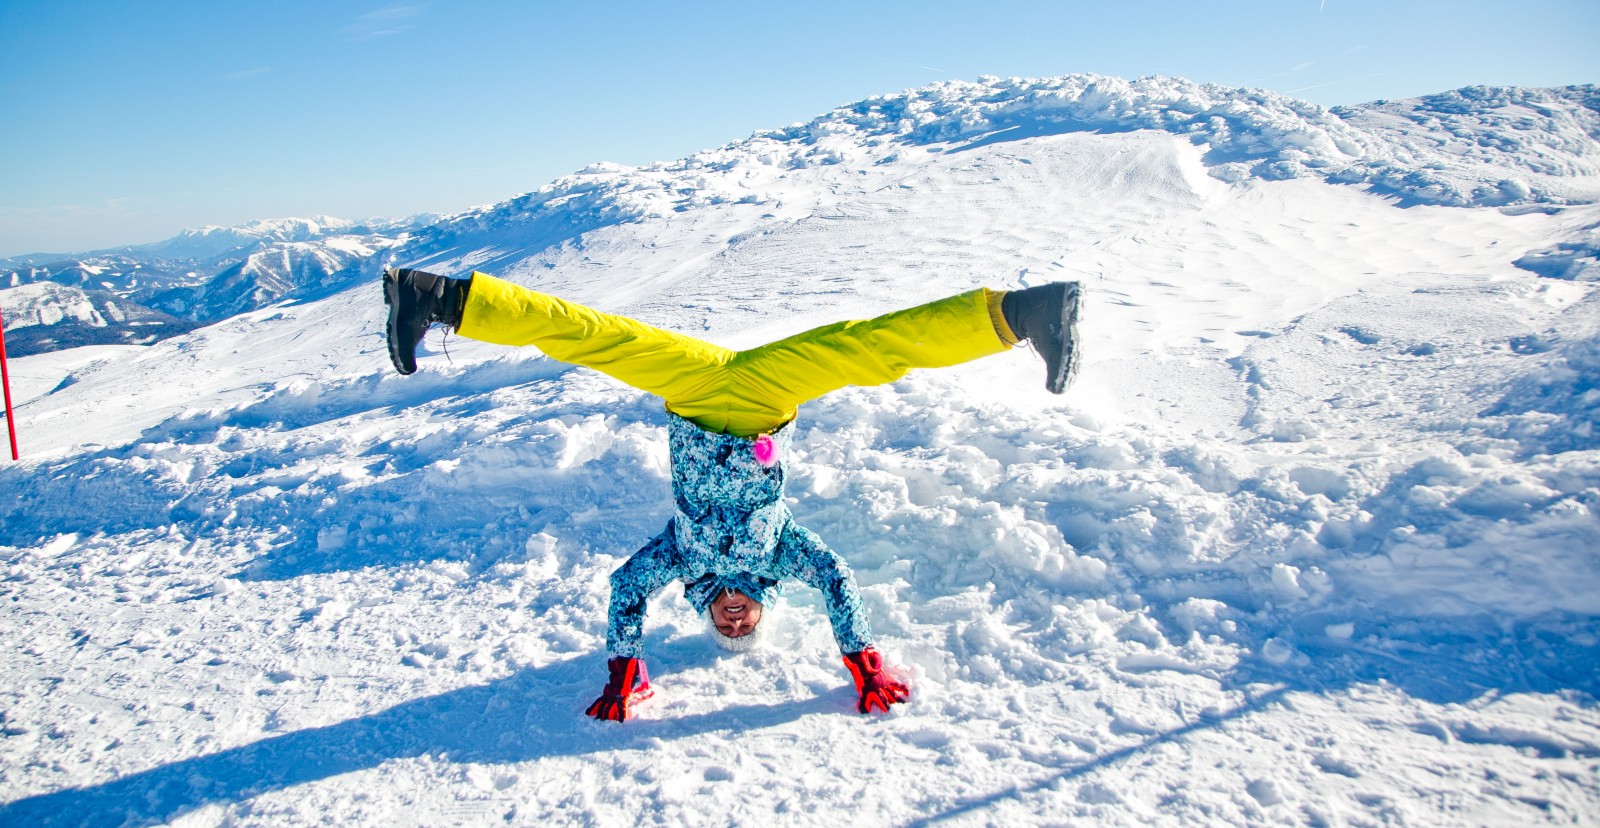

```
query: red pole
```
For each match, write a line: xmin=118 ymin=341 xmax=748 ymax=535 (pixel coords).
xmin=0 ymin=303 xmax=18 ymax=460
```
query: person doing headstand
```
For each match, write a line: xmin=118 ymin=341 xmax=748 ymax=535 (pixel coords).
xmin=382 ymin=267 xmax=1082 ymax=720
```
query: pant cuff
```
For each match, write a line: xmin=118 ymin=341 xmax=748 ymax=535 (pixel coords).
xmin=986 ymin=288 xmax=1019 ymax=347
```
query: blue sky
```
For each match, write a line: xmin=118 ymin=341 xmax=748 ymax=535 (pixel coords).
xmin=1 ymin=0 xmax=1596 ymax=257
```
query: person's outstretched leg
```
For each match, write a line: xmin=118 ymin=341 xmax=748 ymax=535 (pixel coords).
xmin=717 ymin=285 xmax=1083 ymax=436
xmin=385 ymin=269 xmax=734 ymax=404
xmin=386 ymin=268 xmax=1082 ymax=435
xmin=710 ymin=288 xmax=1008 ymax=435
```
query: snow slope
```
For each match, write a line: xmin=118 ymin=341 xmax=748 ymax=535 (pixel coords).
xmin=1 ymin=76 xmax=1597 ymax=826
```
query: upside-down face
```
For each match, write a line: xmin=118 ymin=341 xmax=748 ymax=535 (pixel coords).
xmin=709 ymin=588 xmax=763 ymax=638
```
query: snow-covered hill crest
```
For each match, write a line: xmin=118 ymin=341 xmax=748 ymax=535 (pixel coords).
xmin=1333 ymin=84 xmax=1600 ymax=206
xmin=784 ymin=75 xmax=1600 ymax=206
xmin=6 ymin=75 xmax=1597 ymax=352
xmin=400 ymin=75 xmax=1599 ymax=285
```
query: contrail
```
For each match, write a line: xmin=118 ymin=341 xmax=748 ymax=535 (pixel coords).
xmin=882 ymin=57 xmax=947 ymax=74
xmin=1286 ymin=68 xmax=1399 ymax=94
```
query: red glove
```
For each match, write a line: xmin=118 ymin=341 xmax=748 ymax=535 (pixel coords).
xmin=585 ymin=656 xmax=653 ymax=722
xmin=842 ymin=648 xmax=909 ymax=714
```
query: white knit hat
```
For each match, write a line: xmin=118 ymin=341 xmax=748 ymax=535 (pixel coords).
xmin=704 ymin=608 xmax=769 ymax=652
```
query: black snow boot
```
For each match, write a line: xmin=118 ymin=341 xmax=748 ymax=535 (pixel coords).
xmin=1001 ymin=282 xmax=1083 ymax=394
xmin=382 ymin=267 xmax=469 ymax=375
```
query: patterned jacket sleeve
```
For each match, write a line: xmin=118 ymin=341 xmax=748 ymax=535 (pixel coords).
xmin=605 ymin=526 xmax=687 ymax=658
xmin=770 ymin=521 xmax=874 ymax=654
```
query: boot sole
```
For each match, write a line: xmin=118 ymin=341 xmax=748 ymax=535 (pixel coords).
xmin=1047 ymin=282 xmax=1082 ymax=394
xmin=383 ymin=270 xmax=419 ymax=375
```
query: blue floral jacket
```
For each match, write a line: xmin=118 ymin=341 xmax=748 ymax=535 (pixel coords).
xmin=604 ymin=413 xmax=873 ymax=658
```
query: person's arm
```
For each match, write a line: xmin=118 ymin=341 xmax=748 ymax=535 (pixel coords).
xmin=604 ymin=528 xmax=683 ymax=658
xmin=771 ymin=521 xmax=874 ymax=653
xmin=589 ymin=528 xmax=682 ymax=721
xmin=772 ymin=522 xmax=910 ymax=714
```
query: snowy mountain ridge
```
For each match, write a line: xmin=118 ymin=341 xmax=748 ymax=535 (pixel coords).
xmin=0 ymin=281 xmax=197 ymax=354
xmin=0 ymin=215 xmax=432 ymax=353
xmin=141 ymin=235 xmax=398 ymax=323
xmin=397 ymin=75 xmax=1600 ymax=289
xmin=5 ymin=75 xmax=1596 ymax=356
xmin=1333 ymin=84 xmax=1600 ymax=205
xmin=130 ymin=214 xmax=439 ymax=265
xmin=445 ymin=75 xmax=1600 ymax=228
xmin=134 ymin=215 xmax=360 ymax=263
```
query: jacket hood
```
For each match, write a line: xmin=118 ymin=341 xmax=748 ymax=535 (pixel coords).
xmin=683 ymin=571 xmax=782 ymax=614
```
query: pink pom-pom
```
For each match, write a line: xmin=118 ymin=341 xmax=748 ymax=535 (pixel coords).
xmin=752 ymin=434 xmax=778 ymax=467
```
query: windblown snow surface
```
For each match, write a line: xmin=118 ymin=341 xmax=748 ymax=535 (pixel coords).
xmin=2 ymin=76 xmax=1598 ymax=826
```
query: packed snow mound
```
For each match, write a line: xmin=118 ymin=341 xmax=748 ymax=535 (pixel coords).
xmin=1515 ymin=218 xmax=1600 ymax=280
xmin=1483 ymin=290 xmax=1600 ymax=455
xmin=1334 ymin=85 xmax=1600 ymax=206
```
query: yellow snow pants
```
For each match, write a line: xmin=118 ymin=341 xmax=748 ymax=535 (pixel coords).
xmin=456 ymin=272 xmax=1016 ymax=437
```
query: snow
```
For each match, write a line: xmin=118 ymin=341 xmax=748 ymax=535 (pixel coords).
xmin=1 ymin=76 xmax=1598 ymax=826
xmin=2 ymin=282 xmax=107 ymax=330
xmin=0 ymin=344 xmax=145 ymax=406
xmin=140 ymin=216 xmax=361 ymax=262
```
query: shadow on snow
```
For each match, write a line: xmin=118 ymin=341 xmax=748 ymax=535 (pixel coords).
xmin=0 ymin=661 xmax=1289 ymax=827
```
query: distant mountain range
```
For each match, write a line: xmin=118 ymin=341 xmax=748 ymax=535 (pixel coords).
xmin=0 ymin=282 xmax=197 ymax=354
xmin=0 ymin=216 xmax=435 ymax=357
xmin=3 ymin=75 xmax=1596 ymax=359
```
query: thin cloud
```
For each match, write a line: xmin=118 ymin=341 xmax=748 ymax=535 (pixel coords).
xmin=225 ymin=67 xmax=271 ymax=81
xmin=349 ymin=5 xmax=424 ymax=42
